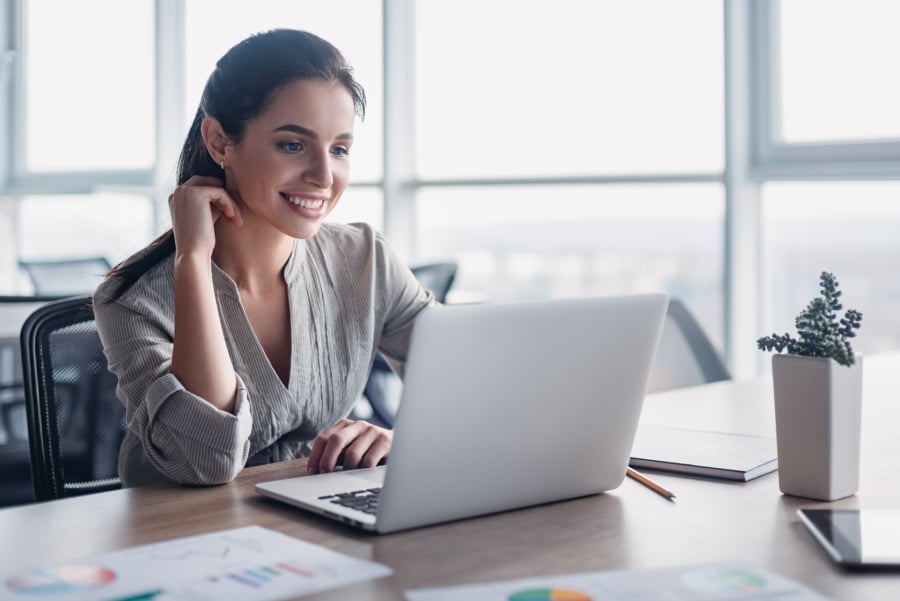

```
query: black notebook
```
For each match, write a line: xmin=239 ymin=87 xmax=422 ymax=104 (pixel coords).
xmin=629 ymin=424 xmax=778 ymax=482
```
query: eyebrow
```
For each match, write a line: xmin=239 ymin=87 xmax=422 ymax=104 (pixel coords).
xmin=274 ymin=124 xmax=353 ymax=141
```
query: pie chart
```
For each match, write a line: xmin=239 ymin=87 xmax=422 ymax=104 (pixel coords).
xmin=508 ymin=588 xmax=592 ymax=601
xmin=5 ymin=564 xmax=116 ymax=595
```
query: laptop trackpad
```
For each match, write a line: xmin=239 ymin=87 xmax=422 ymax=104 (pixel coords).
xmin=341 ymin=465 xmax=386 ymax=484
xmin=256 ymin=466 xmax=386 ymax=501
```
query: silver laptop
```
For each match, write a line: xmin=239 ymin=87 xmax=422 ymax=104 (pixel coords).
xmin=256 ymin=293 xmax=668 ymax=534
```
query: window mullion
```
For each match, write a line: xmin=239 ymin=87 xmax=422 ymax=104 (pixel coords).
xmin=154 ymin=0 xmax=185 ymax=235
xmin=724 ymin=0 xmax=763 ymax=378
xmin=382 ymin=0 xmax=417 ymax=260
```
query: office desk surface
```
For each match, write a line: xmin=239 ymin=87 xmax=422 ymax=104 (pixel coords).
xmin=2 ymin=355 xmax=900 ymax=600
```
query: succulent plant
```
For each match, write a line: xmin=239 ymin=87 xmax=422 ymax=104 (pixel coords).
xmin=757 ymin=271 xmax=863 ymax=367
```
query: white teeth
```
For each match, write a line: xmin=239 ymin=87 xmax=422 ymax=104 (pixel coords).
xmin=285 ymin=195 xmax=325 ymax=209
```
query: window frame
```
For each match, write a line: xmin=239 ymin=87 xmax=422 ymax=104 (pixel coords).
xmin=751 ymin=0 xmax=900 ymax=180
xmin=6 ymin=0 xmax=158 ymax=194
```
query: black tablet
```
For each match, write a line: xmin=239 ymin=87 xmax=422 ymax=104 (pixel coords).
xmin=797 ymin=508 xmax=900 ymax=569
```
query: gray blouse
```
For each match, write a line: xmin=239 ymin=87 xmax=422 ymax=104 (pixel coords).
xmin=93 ymin=223 xmax=432 ymax=487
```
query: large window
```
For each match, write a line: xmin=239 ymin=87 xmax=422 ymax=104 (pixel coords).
xmin=22 ymin=0 xmax=155 ymax=173
xmin=418 ymin=184 xmax=724 ymax=341
xmin=415 ymin=0 xmax=723 ymax=178
xmin=778 ymin=0 xmax=900 ymax=143
xmin=1 ymin=0 xmax=383 ymax=296
xmin=414 ymin=0 xmax=725 ymax=347
xmin=762 ymin=181 xmax=900 ymax=360
xmin=755 ymin=0 xmax=900 ymax=369
xmin=2 ymin=0 xmax=899 ymax=372
xmin=4 ymin=0 xmax=158 ymax=292
xmin=18 ymin=192 xmax=154 ymax=271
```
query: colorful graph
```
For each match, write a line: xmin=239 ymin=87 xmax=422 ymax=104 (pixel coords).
xmin=681 ymin=567 xmax=767 ymax=593
xmin=207 ymin=561 xmax=331 ymax=590
xmin=5 ymin=564 xmax=116 ymax=595
xmin=508 ymin=588 xmax=592 ymax=601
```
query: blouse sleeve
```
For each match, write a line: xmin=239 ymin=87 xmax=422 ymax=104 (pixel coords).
xmin=93 ymin=296 xmax=252 ymax=485
xmin=371 ymin=231 xmax=438 ymax=379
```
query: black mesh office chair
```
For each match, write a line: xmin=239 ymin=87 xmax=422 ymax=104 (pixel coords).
xmin=646 ymin=298 xmax=731 ymax=393
xmin=359 ymin=262 xmax=458 ymax=428
xmin=0 ymin=295 xmax=67 ymax=507
xmin=20 ymin=295 xmax=125 ymax=501
xmin=407 ymin=262 xmax=457 ymax=306
xmin=19 ymin=257 xmax=111 ymax=296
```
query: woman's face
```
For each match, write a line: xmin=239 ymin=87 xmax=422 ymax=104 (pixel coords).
xmin=225 ymin=79 xmax=356 ymax=239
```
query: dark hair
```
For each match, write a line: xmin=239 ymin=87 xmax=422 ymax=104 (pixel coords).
xmin=103 ymin=29 xmax=366 ymax=301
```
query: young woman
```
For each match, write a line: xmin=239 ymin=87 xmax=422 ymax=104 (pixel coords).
xmin=94 ymin=29 xmax=433 ymax=487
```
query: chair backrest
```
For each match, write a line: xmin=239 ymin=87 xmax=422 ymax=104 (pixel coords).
xmin=20 ymin=296 xmax=125 ymax=501
xmin=19 ymin=257 xmax=111 ymax=296
xmin=359 ymin=262 xmax=459 ymax=428
xmin=1 ymin=296 xmax=64 ymax=430
xmin=410 ymin=262 xmax=458 ymax=303
xmin=0 ymin=295 xmax=66 ymax=507
xmin=646 ymin=298 xmax=731 ymax=393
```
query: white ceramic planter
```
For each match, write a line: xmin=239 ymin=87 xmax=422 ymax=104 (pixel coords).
xmin=771 ymin=354 xmax=863 ymax=501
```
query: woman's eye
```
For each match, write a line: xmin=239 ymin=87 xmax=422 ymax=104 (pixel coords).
xmin=331 ymin=146 xmax=350 ymax=157
xmin=280 ymin=141 xmax=303 ymax=152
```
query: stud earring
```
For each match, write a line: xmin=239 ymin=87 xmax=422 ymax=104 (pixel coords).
xmin=220 ymin=161 xmax=225 ymax=170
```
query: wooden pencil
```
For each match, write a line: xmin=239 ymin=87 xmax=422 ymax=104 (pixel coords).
xmin=626 ymin=466 xmax=676 ymax=501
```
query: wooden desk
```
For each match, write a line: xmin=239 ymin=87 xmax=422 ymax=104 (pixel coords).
xmin=2 ymin=355 xmax=899 ymax=600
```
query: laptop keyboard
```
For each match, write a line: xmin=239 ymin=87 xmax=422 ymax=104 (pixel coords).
xmin=319 ymin=488 xmax=381 ymax=515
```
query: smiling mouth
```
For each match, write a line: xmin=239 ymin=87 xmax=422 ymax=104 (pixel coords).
xmin=282 ymin=193 xmax=326 ymax=209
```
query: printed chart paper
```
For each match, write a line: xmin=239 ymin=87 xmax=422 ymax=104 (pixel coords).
xmin=2 ymin=525 xmax=390 ymax=600
xmin=405 ymin=563 xmax=834 ymax=601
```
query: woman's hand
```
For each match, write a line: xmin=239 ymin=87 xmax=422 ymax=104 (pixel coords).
xmin=169 ymin=175 xmax=243 ymax=259
xmin=306 ymin=419 xmax=393 ymax=474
